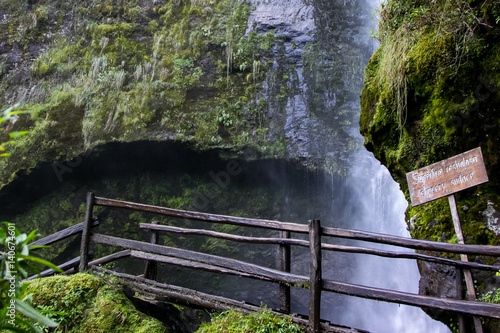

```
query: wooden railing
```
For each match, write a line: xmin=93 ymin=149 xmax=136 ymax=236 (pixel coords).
xmin=30 ymin=192 xmax=500 ymax=333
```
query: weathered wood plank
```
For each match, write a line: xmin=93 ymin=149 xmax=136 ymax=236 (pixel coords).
xmin=144 ymin=221 xmax=159 ymax=280
xmin=278 ymin=230 xmax=291 ymax=314
xmin=65 ymin=250 xmax=131 ymax=275
xmin=322 ymin=279 xmax=500 ymax=319
xmin=131 ymin=250 xmax=289 ymax=283
xmin=449 ymin=194 xmax=483 ymax=333
xmin=99 ymin=196 xmax=500 ymax=256
xmin=321 ymin=243 xmax=500 ymax=272
xmin=143 ymin=223 xmax=499 ymax=272
xmin=321 ymin=226 xmax=500 ymax=256
xmin=90 ymin=267 xmax=367 ymax=333
xmin=29 ymin=219 xmax=99 ymax=246
xmin=25 ymin=257 xmax=81 ymax=281
xmin=89 ymin=249 xmax=131 ymax=267
xmin=406 ymin=147 xmax=489 ymax=206
xmin=91 ymin=233 xmax=309 ymax=286
xmin=79 ymin=192 xmax=95 ymax=272
xmin=140 ymin=223 xmax=309 ymax=246
xmin=309 ymin=220 xmax=322 ymax=333
xmin=95 ymin=196 xmax=309 ymax=233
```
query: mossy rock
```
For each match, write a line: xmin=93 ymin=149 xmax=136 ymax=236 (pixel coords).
xmin=360 ymin=0 xmax=500 ymax=245
xmin=360 ymin=1 xmax=500 ymax=327
xmin=24 ymin=273 xmax=172 ymax=333
xmin=0 ymin=0 xmax=284 ymax=189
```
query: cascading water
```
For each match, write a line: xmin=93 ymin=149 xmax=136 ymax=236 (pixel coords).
xmin=247 ymin=0 xmax=451 ymax=331
xmin=332 ymin=149 xmax=451 ymax=332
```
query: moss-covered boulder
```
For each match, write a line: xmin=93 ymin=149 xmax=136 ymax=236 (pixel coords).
xmin=360 ymin=0 xmax=500 ymax=328
xmin=24 ymin=273 xmax=172 ymax=333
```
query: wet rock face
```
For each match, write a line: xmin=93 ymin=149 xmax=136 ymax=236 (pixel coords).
xmin=418 ymin=260 xmax=459 ymax=322
xmin=247 ymin=0 xmax=315 ymax=46
xmin=0 ymin=0 xmax=378 ymax=186
xmin=246 ymin=0 xmax=376 ymax=166
xmin=484 ymin=201 xmax=500 ymax=236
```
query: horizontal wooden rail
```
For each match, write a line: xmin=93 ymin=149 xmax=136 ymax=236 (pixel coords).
xmin=88 ymin=235 xmax=500 ymax=321
xmin=132 ymin=250 xmax=286 ymax=282
xmin=141 ymin=223 xmax=500 ymax=272
xmin=95 ymin=196 xmax=309 ymax=233
xmin=97 ymin=196 xmax=500 ymax=256
xmin=322 ymin=226 xmax=500 ymax=256
xmin=91 ymin=233 xmax=309 ymax=286
xmin=27 ymin=250 xmax=132 ymax=279
xmin=29 ymin=219 xmax=99 ymax=246
xmin=140 ymin=223 xmax=309 ymax=246
xmin=322 ymin=279 xmax=500 ymax=319
xmin=321 ymin=243 xmax=500 ymax=272
xmin=25 ymin=257 xmax=81 ymax=281
xmin=66 ymin=250 xmax=131 ymax=275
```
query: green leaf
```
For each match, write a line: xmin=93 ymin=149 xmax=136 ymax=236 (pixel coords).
xmin=0 ymin=324 xmax=31 ymax=333
xmin=25 ymin=230 xmax=39 ymax=243
xmin=21 ymin=262 xmax=41 ymax=277
xmin=26 ymin=321 xmax=44 ymax=333
xmin=6 ymin=111 xmax=29 ymax=117
xmin=20 ymin=256 xmax=63 ymax=273
xmin=27 ymin=245 xmax=48 ymax=251
xmin=0 ymin=153 xmax=11 ymax=157
xmin=0 ymin=305 xmax=8 ymax=323
xmin=17 ymin=266 xmax=28 ymax=278
xmin=8 ymin=131 xmax=28 ymax=138
xmin=15 ymin=299 xmax=58 ymax=328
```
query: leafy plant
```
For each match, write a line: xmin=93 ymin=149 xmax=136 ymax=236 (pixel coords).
xmin=480 ymin=287 xmax=500 ymax=304
xmin=0 ymin=104 xmax=29 ymax=157
xmin=196 ymin=306 xmax=303 ymax=333
xmin=0 ymin=223 xmax=62 ymax=332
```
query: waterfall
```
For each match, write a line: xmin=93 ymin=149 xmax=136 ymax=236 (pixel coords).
xmin=248 ymin=0 xmax=451 ymax=331
xmin=336 ymin=149 xmax=451 ymax=332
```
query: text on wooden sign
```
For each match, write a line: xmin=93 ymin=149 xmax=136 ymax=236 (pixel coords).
xmin=406 ymin=147 xmax=489 ymax=206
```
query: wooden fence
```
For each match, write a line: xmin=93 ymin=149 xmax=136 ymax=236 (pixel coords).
xmin=30 ymin=192 xmax=500 ymax=333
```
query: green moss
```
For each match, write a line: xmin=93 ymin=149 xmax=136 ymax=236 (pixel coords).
xmin=196 ymin=307 xmax=303 ymax=333
xmin=360 ymin=6 xmax=500 ymax=329
xmin=0 ymin=0 xmax=286 ymax=188
xmin=24 ymin=273 xmax=170 ymax=333
xmin=360 ymin=0 xmax=500 ymax=282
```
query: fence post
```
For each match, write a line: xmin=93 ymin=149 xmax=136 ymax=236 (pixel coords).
xmin=448 ymin=194 xmax=483 ymax=333
xmin=308 ymin=220 xmax=321 ymax=333
xmin=144 ymin=221 xmax=159 ymax=280
xmin=79 ymin=192 xmax=95 ymax=272
xmin=455 ymin=267 xmax=466 ymax=333
xmin=278 ymin=230 xmax=291 ymax=313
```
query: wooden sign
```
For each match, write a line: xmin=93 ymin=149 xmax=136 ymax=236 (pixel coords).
xmin=406 ymin=147 xmax=489 ymax=207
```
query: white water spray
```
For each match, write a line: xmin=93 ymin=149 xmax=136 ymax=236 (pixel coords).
xmin=246 ymin=0 xmax=453 ymax=331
